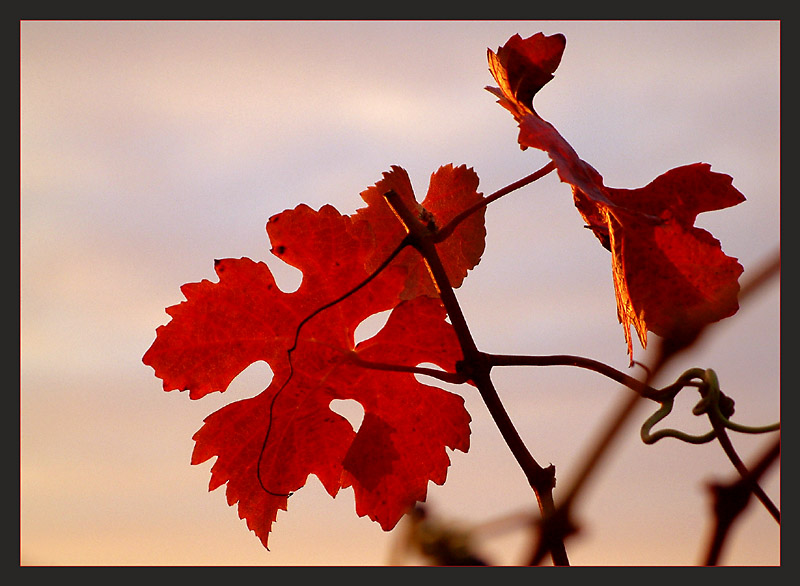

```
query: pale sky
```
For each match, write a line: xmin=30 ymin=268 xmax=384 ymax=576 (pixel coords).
xmin=20 ymin=20 xmax=780 ymax=565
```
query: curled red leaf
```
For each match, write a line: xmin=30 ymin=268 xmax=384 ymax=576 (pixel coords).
xmin=487 ymin=32 xmax=745 ymax=361
xmin=487 ymin=32 xmax=566 ymax=115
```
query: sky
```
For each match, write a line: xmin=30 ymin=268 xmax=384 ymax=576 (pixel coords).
xmin=20 ymin=20 xmax=780 ymax=566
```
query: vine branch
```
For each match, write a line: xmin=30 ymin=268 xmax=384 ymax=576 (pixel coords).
xmin=486 ymin=353 xmax=660 ymax=399
xmin=384 ymin=188 xmax=570 ymax=566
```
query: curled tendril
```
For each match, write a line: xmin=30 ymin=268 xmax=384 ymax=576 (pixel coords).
xmin=641 ymin=368 xmax=780 ymax=445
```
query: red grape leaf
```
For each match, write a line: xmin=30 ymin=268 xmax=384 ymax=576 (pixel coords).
xmin=583 ymin=165 xmax=745 ymax=359
xmin=487 ymin=32 xmax=745 ymax=361
xmin=143 ymin=166 xmax=482 ymax=548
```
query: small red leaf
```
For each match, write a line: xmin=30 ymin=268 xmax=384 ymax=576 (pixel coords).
xmin=487 ymin=32 xmax=566 ymax=114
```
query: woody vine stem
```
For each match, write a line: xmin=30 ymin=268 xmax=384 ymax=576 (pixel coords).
xmin=382 ymin=185 xmax=569 ymax=565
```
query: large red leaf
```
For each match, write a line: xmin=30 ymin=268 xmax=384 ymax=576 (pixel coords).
xmin=487 ymin=32 xmax=745 ymax=361
xmin=143 ymin=166 xmax=483 ymax=548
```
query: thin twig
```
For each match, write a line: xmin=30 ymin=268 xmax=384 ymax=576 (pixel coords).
xmin=347 ymin=354 xmax=470 ymax=385
xmin=487 ymin=353 xmax=660 ymax=400
xmin=706 ymin=406 xmax=780 ymax=523
xmin=436 ymin=161 xmax=556 ymax=242
xmin=703 ymin=437 xmax=780 ymax=565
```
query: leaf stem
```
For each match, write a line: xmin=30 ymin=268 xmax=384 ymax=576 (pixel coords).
xmin=486 ymin=353 xmax=660 ymax=400
xmin=347 ymin=354 xmax=470 ymax=385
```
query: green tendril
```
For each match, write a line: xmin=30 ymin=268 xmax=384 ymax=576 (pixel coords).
xmin=641 ymin=368 xmax=780 ymax=445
